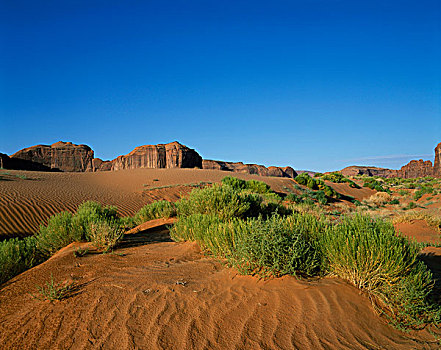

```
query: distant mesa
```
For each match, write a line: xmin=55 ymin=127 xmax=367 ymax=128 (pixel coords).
xmin=340 ymin=142 xmax=441 ymax=179
xmin=3 ymin=141 xmax=93 ymax=172
xmin=5 ymin=140 xmax=440 ymax=179
xmin=202 ymin=160 xmax=297 ymax=178
xmin=92 ymin=141 xmax=202 ymax=171
xmin=4 ymin=140 xmax=297 ymax=178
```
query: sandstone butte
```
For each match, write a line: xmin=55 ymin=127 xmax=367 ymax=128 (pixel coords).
xmin=340 ymin=142 xmax=441 ymax=179
xmin=4 ymin=141 xmax=297 ymax=178
xmin=8 ymin=141 xmax=94 ymax=172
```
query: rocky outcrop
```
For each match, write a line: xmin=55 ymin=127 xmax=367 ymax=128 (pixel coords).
xmin=11 ymin=142 xmax=94 ymax=172
xmin=98 ymin=142 xmax=202 ymax=171
xmin=434 ymin=143 xmax=441 ymax=177
xmin=396 ymin=160 xmax=434 ymax=178
xmin=202 ymin=160 xmax=297 ymax=178
xmin=92 ymin=158 xmax=113 ymax=172
xmin=340 ymin=166 xmax=397 ymax=178
xmin=0 ymin=153 xmax=54 ymax=171
xmin=341 ymin=142 xmax=441 ymax=179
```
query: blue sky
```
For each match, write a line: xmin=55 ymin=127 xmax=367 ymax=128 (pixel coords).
xmin=1 ymin=0 xmax=440 ymax=172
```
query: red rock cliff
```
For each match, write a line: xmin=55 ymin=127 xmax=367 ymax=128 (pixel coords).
xmin=202 ymin=160 xmax=297 ymax=178
xmin=434 ymin=142 xmax=441 ymax=177
xmin=95 ymin=141 xmax=202 ymax=171
xmin=11 ymin=141 xmax=94 ymax=172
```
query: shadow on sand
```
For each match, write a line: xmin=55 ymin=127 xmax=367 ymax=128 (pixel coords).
xmin=120 ymin=224 xmax=173 ymax=249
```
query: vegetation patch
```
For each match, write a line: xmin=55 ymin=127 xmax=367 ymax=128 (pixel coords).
xmin=318 ymin=172 xmax=360 ymax=188
xmin=32 ymin=274 xmax=73 ymax=301
xmin=320 ymin=215 xmax=439 ymax=329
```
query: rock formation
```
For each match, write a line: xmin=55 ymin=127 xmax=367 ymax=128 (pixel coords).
xmin=340 ymin=166 xmax=397 ymax=178
xmin=11 ymin=142 xmax=94 ymax=172
xmin=341 ymin=142 xmax=441 ymax=179
xmin=434 ymin=142 xmax=441 ymax=177
xmin=396 ymin=160 xmax=434 ymax=178
xmin=202 ymin=160 xmax=297 ymax=178
xmin=95 ymin=142 xmax=202 ymax=171
xmin=0 ymin=153 xmax=54 ymax=171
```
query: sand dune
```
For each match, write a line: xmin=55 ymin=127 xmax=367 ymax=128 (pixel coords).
xmin=0 ymin=223 xmax=438 ymax=350
xmin=0 ymin=169 xmax=294 ymax=238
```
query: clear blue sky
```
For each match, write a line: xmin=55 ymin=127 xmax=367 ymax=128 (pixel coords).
xmin=1 ymin=0 xmax=440 ymax=172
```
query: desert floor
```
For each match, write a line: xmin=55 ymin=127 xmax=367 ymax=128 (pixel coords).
xmin=1 ymin=169 xmax=441 ymax=349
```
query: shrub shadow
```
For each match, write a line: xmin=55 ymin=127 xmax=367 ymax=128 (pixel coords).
xmin=120 ymin=225 xmax=172 ymax=249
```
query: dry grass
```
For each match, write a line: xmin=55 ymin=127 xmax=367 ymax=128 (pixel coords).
xmin=392 ymin=210 xmax=441 ymax=231
xmin=362 ymin=192 xmax=393 ymax=207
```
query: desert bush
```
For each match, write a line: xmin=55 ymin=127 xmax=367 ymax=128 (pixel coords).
xmin=320 ymin=172 xmax=360 ymax=188
xmin=170 ymin=214 xmax=236 ymax=257
xmin=231 ymin=214 xmax=323 ymax=278
xmin=134 ymin=200 xmax=176 ymax=225
xmin=320 ymin=215 xmax=437 ymax=328
xmin=221 ymin=176 xmax=271 ymax=194
xmin=245 ymin=179 xmax=271 ymax=193
xmin=37 ymin=211 xmax=79 ymax=257
xmin=171 ymin=213 xmax=324 ymax=278
xmin=88 ymin=219 xmax=124 ymax=252
xmin=0 ymin=236 xmax=41 ymax=285
xmin=399 ymin=189 xmax=408 ymax=196
xmin=393 ymin=211 xmax=441 ymax=231
xmin=176 ymin=184 xmax=262 ymax=220
xmin=362 ymin=192 xmax=393 ymax=207
xmin=363 ymin=178 xmax=389 ymax=192
xmin=221 ymin=176 xmax=247 ymax=190
xmin=414 ymin=186 xmax=434 ymax=201
xmin=294 ymin=173 xmax=339 ymax=200
xmin=405 ymin=202 xmax=418 ymax=210
xmin=71 ymin=201 xmax=119 ymax=241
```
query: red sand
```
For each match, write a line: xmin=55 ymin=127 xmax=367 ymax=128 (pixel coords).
xmin=1 ymin=223 xmax=439 ymax=349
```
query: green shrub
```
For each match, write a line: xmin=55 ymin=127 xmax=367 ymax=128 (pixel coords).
xmin=37 ymin=211 xmax=79 ymax=258
xmin=72 ymin=201 xmax=119 ymax=241
xmin=245 ymin=179 xmax=271 ymax=193
xmin=134 ymin=200 xmax=176 ymax=225
xmin=171 ymin=213 xmax=324 ymax=278
xmin=231 ymin=214 xmax=323 ymax=278
xmin=295 ymin=173 xmax=340 ymax=199
xmin=405 ymin=202 xmax=417 ymax=210
xmin=320 ymin=215 xmax=437 ymax=328
xmin=176 ymin=184 xmax=262 ymax=220
xmin=221 ymin=176 xmax=271 ymax=194
xmin=363 ymin=178 xmax=388 ymax=192
xmin=320 ymin=172 xmax=360 ymax=188
xmin=170 ymin=214 xmax=233 ymax=256
xmin=88 ymin=219 xmax=124 ymax=252
xmin=0 ymin=236 xmax=41 ymax=285
xmin=221 ymin=176 xmax=247 ymax=190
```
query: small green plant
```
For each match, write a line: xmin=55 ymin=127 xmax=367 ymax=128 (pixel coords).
xmin=32 ymin=274 xmax=73 ymax=301
xmin=405 ymin=201 xmax=417 ymax=210
xmin=134 ymin=200 xmax=176 ymax=225
xmin=73 ymin=247 xmax=89 ymax=257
